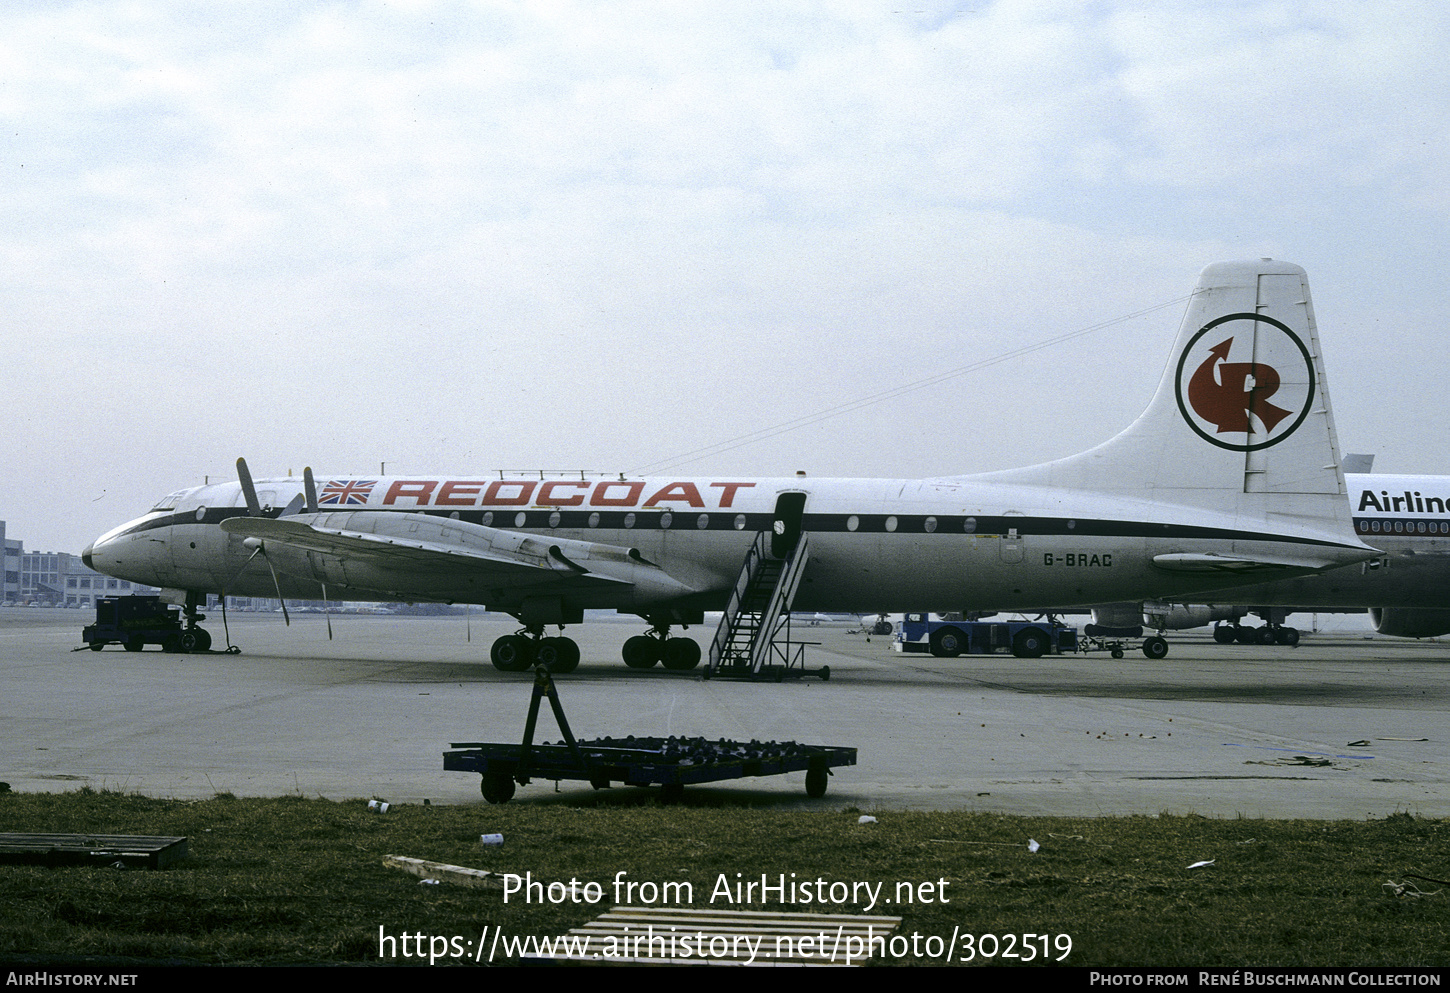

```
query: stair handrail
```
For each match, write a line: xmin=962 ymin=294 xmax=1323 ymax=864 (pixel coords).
xmin=708 ymin=531 xmax=769 ymax=673
xmin=750 ymin=532 xmax=811 ymax=672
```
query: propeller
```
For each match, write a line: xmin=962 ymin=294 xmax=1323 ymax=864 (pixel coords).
xmin=303 ymin=467 xmax=332 ymax=638
xmin=232 ymin=458 xmax=335 ymax=635
xmin=236 ymin=457 xmax=262 ymax=516
xmin=235 ymin=457 xmax=289 ymax=624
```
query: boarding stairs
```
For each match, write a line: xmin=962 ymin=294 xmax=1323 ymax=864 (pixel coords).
xmin=707 ymin=531 xmax=826 ymax=680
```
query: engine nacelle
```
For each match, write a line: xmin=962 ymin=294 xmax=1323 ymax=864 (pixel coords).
xmin=1369 ymin=607 xmax=1450 ymax=639
xmin=1143 ymin=603 xmax=1249 ymax=630
xmin=1087 ymin=602 xmax=1143 ymax=638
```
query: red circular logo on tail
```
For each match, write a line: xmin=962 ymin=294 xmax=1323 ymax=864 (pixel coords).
xmin=1174 ymin=313 xmax=1315 ymax=452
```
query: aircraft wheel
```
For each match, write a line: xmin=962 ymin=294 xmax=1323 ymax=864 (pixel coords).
xmin=1234 ymin=626 xmax=1257 ymax=644
xmin=162 ymin=634 xmax=182 ymax=653
xmin=193 ymin=629 xmax=212 ymax=652
xmin=805 ymin=762 xmax=828 ymax=798
xmin=555 ymin=637 xmax=581 ymax=672
xmin=929 ymin=626 xmax=967 ymax=658
xmin=622 ymin=635 xmax=661 ymax=668
xmin=872 ymin=620 xmax=893 ymax=636
xmin=481 ymin=773 xmax=515 ymax=804
xmin=1276 ymin=627 xmax=1300 ymax=647
xmin=536 ymin=637 xmax=580 ymax=673
xmin=177 ymin=630 xmax=202 ymax=653
xmin=1142 ymin=635 xmax=1169 ymax=660
xmin=661 ymin=638 xmax=701 ymax=671
xmin=491 ymin=635 xmax=535 ymax=672
xmin=1213 ymin=624 xmax=1236 ymax=644
xmin=1255 ymin=626 xmax=1277 ymax=645
xmin=1012 ymin=627 xmax=1048 ymax=659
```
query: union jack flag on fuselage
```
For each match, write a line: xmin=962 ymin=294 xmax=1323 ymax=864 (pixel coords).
xmin=319 ymin=480 xmax=378 ymax=506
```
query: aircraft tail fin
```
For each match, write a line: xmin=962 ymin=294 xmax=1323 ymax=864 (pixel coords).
xmin=988 ymin=260 xmax=1352 ymax=532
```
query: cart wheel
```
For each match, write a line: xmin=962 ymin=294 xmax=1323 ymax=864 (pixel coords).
xmin=1111 ymin=647 xmax=1124 ymax=659
xmin=589 ymin=776 xmax=610 ymax=790
xmin=819 ymin=665 xmax=830 ymax=682
xmin=660 ymin=783 xmax=684 ymax=804
xmin=481 ymin=774 xmax=515 ymax=804
xmin=805 ymin=763 xmax=829 ymax=798
xmin=88 ymin=642 xmax=105 ymax=652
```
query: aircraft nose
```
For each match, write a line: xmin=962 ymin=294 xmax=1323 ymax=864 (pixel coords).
xmin=82 ymin=542 xmax=95 ymax=570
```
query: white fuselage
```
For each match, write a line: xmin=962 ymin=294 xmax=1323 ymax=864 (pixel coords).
xmin=85 ymin=470 xmax=1370 ymax=615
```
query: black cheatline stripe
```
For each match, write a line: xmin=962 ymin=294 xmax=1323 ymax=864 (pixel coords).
xmin=135 ymin=507 xmax=1360 ymax=551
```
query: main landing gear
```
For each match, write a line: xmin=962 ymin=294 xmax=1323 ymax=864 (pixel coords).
xmin=621 ymin=622 xmax=702 ymax=671
xmin=1212 ymin=623 xmax=1300 ymax=646
xmin=491 ymin=627 xmax=581 ymax=674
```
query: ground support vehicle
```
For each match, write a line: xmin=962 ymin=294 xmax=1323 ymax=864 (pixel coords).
xmin=894 ymin=612 xmax=1079 ymax=659
xmin=79 ymin=595 xmax=223 ymax=653
xmin=1078 ymin=630 xmax=1171 ymax=659
xmin=445 ymin=667 xmax=855 ymax=803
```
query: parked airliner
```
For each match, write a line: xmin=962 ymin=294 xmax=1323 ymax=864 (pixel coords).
xmin=1134 ymin=473 xmax=1450 ymax=643
xmin=84 ymin=260 xmax=1374 ymax=670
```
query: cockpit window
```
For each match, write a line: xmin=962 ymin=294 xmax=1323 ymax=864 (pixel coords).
xmin=150 ymin=490 xmax=189 ymax=513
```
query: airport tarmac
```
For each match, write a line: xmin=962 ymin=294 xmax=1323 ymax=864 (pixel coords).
xmin=1 ymin=610 xmax=1446 ymax=818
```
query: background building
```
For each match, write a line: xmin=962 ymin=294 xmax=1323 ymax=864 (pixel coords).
xmin=1 ymin=520 xmax=152 ymax=607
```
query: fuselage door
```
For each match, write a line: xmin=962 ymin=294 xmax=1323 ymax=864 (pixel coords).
xmin=1000 ymin=514 xmax=1025 ymax=564
xmin=771 ymin=491 xmax=808 ymax=559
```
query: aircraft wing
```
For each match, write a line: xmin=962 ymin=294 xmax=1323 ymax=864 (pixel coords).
xmin=219 ymin=511 xmax=700 ymax=601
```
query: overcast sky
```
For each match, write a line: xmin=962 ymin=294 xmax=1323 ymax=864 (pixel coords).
xmin=4 ymin=1 xmax=1447 ymax=555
